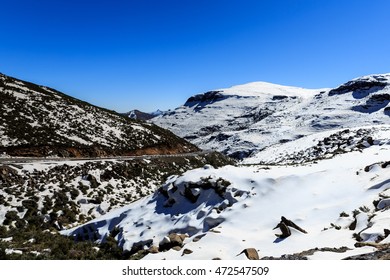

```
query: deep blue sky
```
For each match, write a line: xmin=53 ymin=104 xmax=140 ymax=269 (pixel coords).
xmin=1 ymin=0 xmax=390 ymax=112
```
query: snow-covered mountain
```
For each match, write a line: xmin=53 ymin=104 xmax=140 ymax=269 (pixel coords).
xmin=0 ymin=73 xmax=236 ymax=259
xmin=0 ymin=73 xmax=197 ymax=157
xmin=123 ymin=110 xmax=154 ymax=121
xmin=153 ymin=74 xmax=390 ymax=159
xmin=60 ymin=73 xmax=390 ymax=260
xmin=2 ymin=72 xmax=390 ymax=260
xmin=123 ymin=109 xmax=165 ymax=121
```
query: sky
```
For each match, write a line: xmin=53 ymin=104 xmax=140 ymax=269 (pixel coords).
xmin=1 ymin=0 xmax=390 ymax=112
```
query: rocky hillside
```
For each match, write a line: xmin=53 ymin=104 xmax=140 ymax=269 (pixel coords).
xmin=0 ymin=151 xmax=234 ymax=259
xmin=153 ymin=74 xmax=390 ymax=159
xmin=0 ymin=73 xmax=198 ymax=157
xmin=62 ymin=126 xmax=390 ymax=260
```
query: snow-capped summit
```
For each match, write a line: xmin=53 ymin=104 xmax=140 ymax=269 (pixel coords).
xmin=153 ymin=74 xmax=390 ymax=160
xmin=219 ymin=81 xmax=324 ymax=98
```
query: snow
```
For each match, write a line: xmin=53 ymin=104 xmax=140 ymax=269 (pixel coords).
xmin=5 ymin=249 xmax=23 ymax=255
xmin=153 ymin=74 xmax=390 ymax=159
xmin=63 ymin=142 xmax=390 ymax=259
xmin=3 ymin=72 xmax=390 ymax=260
xmin=219 ymin=81 xmax=326 ymax=98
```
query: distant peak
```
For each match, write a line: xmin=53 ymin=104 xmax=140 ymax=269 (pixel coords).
xmin=219 ymin=81 xmax=325 ymax=97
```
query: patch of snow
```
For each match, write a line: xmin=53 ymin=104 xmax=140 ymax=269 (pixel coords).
xmin=5 ymin=249 xmax=23 ymax=255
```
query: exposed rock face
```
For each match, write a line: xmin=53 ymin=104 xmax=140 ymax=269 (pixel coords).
xmin=328 ymin=75 xmax=388 ymax=96
xmin=0 ymin=73 xmax=198 ymax=157
xmin=184 ymin=91 xmax=225 ymax=106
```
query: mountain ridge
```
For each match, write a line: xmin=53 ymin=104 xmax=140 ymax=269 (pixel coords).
xmin=153 ymin=73 xmax=390 ymax=159
xmin=0 ymin=73 xmax=198 ymax=158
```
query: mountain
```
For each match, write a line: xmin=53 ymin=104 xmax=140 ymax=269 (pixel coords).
xmin=0 ymin=73 xmax=234 ymax=259
xmin=122 ymin=109 xmax=165 ymax=121
xmin=2 ymin=72 xmax=390 ymax=260
xmin=0 ymin=73 xmax=198 ymax=157
xmin=60 ymin=73 xmax=390 ymax=260
xmin=64 ymin=128 xmax=390 ymax=259
xmin=152 ymin=74 xmax=390 ymax=159
xmin=122 ymin=110 xmax=155 ymax=121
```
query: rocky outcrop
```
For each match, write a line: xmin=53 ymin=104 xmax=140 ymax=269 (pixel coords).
xmin=329 ymin=75 xmax=388 ymax=96
xmin=184 ymin=91 xmax=225 ymax=107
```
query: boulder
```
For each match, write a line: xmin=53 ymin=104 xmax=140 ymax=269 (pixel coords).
xmin=237 ymin=248 xmax=260 ymax=260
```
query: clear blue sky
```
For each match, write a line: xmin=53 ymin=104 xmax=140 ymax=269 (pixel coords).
xmin=1 ymin=0 xmax=390 ymax=112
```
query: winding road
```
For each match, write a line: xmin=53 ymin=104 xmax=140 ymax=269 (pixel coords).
xmin=0 ymin=151 xmax=214 ymax=165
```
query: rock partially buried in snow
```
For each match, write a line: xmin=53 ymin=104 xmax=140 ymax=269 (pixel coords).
xmin=377 ymin=199 xmax=390 ymax=210
xmin=159 ymin=233 xmax=187 ymax=251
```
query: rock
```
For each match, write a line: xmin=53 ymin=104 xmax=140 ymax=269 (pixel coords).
xmin=172 ymin=246 xmax=182 ymax=251
xmin=168 ymin=233 xmax=186 ymax=246
xmin=159 ymin=236 xmax=171 ymax=247
xmin=184 ymin=185 xmax=200 ymax=203
xmin=377 ymin=199 xmax=390 ymax=210
xmin=159 ymin=233 xmax=186 ymax=251
xmin=193 ymin=234 xmax=206 ymax=242
xmin=148 ymin=245 xmax=159 ymax=254
xmin=237 ymin=248 xmax=260 ymax=260
xmin=182 ymin=248 xmax=193 ymax=256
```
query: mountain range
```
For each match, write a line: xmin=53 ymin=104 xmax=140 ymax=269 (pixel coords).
xmin=153 ymin=74 xmax=390 ymax=160
xmin=1 ymin=72 xmax=390 ymax=260
xmin=65 ymin=73 xmax=390 ymax=260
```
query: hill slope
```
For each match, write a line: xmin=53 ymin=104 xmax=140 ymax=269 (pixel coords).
xmin=63 ymin=125 xmax=390 ymax=260
xmin=153 ymin=74 xmax=390 ymax=159
xmin=0 ymin=73 xmax=198 ymax=157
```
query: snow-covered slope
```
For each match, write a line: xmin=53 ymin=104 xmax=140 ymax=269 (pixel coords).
xmin=153 ymin=74 xmax=390 ymax=159
xmin=63 ymin=126 xmax=390 ymax=259
xmin=0 ymin=73 xmax=197 ymax=157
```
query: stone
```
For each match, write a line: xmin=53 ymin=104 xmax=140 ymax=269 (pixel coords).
xmin=182 ymin=248 xmax=193 ymax=256
xmin=148 ymin=245 xmax=159 ymax=254
xmin=172 ymin=246 xmax=182 ymax=251
xmin=237 ymin=248 xmax=260 ymax=260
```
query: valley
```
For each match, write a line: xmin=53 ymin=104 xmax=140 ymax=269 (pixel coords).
xmin=1 ymin=72 xmax=390 ymax=260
